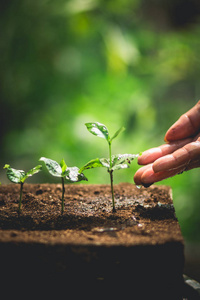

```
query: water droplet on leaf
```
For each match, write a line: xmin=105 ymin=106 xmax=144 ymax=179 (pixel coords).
xmin=136 ymin=185 xmax=142 ymax=190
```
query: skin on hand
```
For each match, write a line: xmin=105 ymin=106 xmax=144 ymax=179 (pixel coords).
xmin=134 ymin=100 xmax=200 ymax=186
xmin=165 ymin=100 xmax=200 ymax=142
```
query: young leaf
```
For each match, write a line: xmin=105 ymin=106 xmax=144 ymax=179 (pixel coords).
xmin=21 ymin=165 xmax=42 ymax=183
xmin=80 ymin=158 xmax=105 ymax=173
xmin=111 ymin=164 xmax=130 ymax=171
xmin=113 ymin=153 xmax=138 ymax=165
xmin=85 ymin=122 xmax=110 ymax=141
xmin=60 ymin=159 xmax=67 ymax=175
xmin=39 ymin=157 xmax=62 ymax=177
xmin=4 ymin=165 xmax=25 ymax=184
xmin=65 ymin=167 xmax=88 ymax=183
xmin=4 ymin=164 xmax=10 ymax=169
xmin=110 ymin=127 xmax=125 ymax=142
xmin=99 ymin=158 xmax=110 ymax=168
xmin=110 ymin=154 xmax=139 ymax=171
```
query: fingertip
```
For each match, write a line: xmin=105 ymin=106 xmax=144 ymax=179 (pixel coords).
xmin=137 ymin=157 xmax=145 ymax=165
xmin=164 ymin=127 xmax=173 ymax=142
xmin=137 ymin=153 xmax=147 ymax=165
xmin=133 ymin=174 xmax=141 ymax=186
xmin=138 ymin=148 xmax=163 ymax=165
xmin=133 ymin=169 xmax=142 ymax=185
xmin=141 ymin=167 xmax=155 ymax=184
xmin=134 ymin=165 xmax=151 ymax=185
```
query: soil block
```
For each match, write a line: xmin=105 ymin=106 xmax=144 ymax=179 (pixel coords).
xmin=0 ymin=183 xmax=184 ymax=299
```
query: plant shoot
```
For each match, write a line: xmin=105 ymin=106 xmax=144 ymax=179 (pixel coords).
xmin=4 ymin=164 xmax=42 ymax=213
xmin=80 ymin=122 xmax=138 ymax=212
xmin=39 ymin=157 xmax=88 ymax=213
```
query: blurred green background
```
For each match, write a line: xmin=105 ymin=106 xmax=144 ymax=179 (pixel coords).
xmin=0 ymin=0 xmax=200 ymax=243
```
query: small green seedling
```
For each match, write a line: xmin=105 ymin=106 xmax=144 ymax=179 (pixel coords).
xmin=4 ymin=164 xmax=42 ymax=213
xmin=39 ymin=157 xmax=88 ymax=213
xmin=80 ymin=122 xmax=138 ymax=212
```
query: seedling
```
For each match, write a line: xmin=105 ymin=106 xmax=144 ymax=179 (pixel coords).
xmin=39 ymin=157 xmax=88 ymax=213
xmin=4 ymin=164 xmax=42 ymax=213
xmin=80 ymin=122 xmax=138 ymax=212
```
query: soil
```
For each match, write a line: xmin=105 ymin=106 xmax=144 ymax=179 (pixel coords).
xmin=0 ymin=183 xmax=185 ymax=299
xmin=0 ymin=183 xmax=183 ymax=243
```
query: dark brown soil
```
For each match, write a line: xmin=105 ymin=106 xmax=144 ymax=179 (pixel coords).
xmin=0 ymin=183 xmax=183 ymax=245
xmin=0 ymin=183 xmax=185 ymax=299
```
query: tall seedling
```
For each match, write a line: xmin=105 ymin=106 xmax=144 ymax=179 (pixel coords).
xmin=80 ymin=122 xmax=138 ymax=212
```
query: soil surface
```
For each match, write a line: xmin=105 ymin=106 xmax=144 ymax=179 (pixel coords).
xmin=0 ymin=183 xmax=186 ymax=299
xmin=0 ymin=182 xmax=183 ymax=246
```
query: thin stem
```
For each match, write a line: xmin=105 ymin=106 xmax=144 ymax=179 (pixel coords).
xmin=19 ymin=182 xmax=23 ymax=214
xmin=108 ymin=141 xmax=112 ymax=167
xmin=109 ymin=170 xmax=116 ymax=213
xmin=108 ymin=141 xmax=116 ymax=212
xmin=61 ymin=177 xmax=65 ymax=214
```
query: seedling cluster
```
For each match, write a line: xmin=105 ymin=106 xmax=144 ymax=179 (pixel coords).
xmin=3 ymin=122 xmax=138 ymax=214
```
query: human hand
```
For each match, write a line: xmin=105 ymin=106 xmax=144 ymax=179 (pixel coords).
xmin=134 ymin=100 xmax=200 ymax=187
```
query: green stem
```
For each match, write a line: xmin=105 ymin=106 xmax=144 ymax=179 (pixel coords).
xmin=108 ymin=141 xmax=112 ymax=166
xmin=19 ymin=182 xmax=23 ymax=214
xmin=108 ymin=141 xmax=116 ymax=212
xmin=61 ymin=177 xmax=65 ymax=214
xmin=109 ymin=170 xmax=116 ymax=213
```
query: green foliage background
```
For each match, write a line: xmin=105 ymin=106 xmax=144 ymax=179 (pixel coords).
xmin=1 ymin=0 xmax=200 ymax=241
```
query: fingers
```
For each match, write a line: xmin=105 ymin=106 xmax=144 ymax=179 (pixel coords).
xmin=134 ymin=165 xmax=150 ymax=185
xmin=135 ymin=104 xmax=200 ymax=187
xmin=138 ymin=138 xmax=192 ymax=165
xmin=134 ymin=140 xmax=200 ymax=186
xmin=165 ymin=100 xmax=200 ymax=142
xmin=134 ymin=164 xmax=185 ymax=186
xmin=134 ymin=164 xmax=153 ymax=186
xmin=153 ymin=141 xmax=200 ymax=173
xmin=185 ymin=159 xmax=200 ymax=171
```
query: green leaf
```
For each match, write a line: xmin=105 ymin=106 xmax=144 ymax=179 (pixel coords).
xmin=60 ymin=159 xmax=67 ymax=175
xmin=65 ymin=167 xmax=88 ymax=183
xmin=4 ymin=164 xmax=10 ymax=169
xmin=111 ymin=164 xmax=130 ymax=171
xmin=4 ymin=166 xmax=25 ymax=184
xmin=85 ymin=122 xmax=110 ymax=141
xmin=80 ymin=154 xmax=138 ymax=173
xmin=99 ymin=158 xmax=110 ymax=168
xmin=21 ymin=165 xmax=42 ymax=183
xmin=80 ymin=158 xmax=106 ymax=173
xmin=4 ymin=164 xmax=42 ymax=183
xmin=39 ymin=157 xmax=62 ymax=177
xmin=110 ymin=127 xmax=125 ymax=142
xmin=110 ymin=154 xmax=138 ymax=171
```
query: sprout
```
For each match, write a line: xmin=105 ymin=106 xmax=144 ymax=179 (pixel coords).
xmin=4 ymin=164 xmax=42 ymax=213
xmin=39 ymin=157 xmax=88 ymax=213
